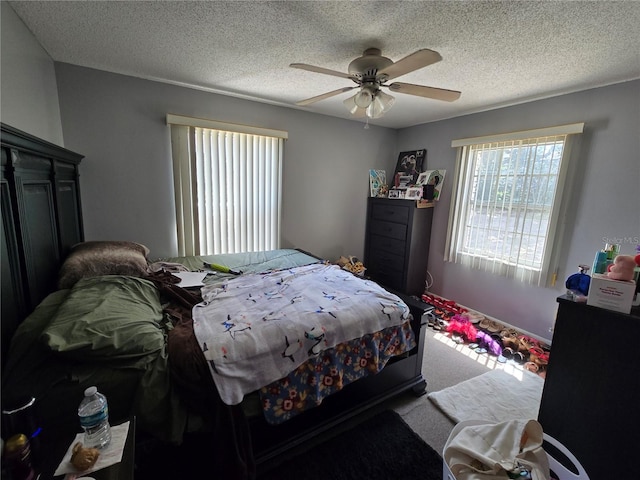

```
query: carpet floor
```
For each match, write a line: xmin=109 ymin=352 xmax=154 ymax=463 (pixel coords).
xmin=258 ymin=410 xmax=444 ymax=480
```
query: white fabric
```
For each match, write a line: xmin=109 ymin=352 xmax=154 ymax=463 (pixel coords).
xmin=193 ymin=263 xmax=410 ymax=405
xmin=428 ymin=369 xmax=543 ymax=424
xmin=444 ymin=419 xmax=549 ymax=480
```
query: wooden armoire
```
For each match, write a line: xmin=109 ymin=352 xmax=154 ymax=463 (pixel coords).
xmin=1 ymin=123 xmax=84 ymax=365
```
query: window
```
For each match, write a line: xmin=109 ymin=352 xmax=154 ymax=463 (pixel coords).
xmin=446 ymin=123 xmax=583 ymax=286
xmin=167 ymin=114 xmax=287 ymax=256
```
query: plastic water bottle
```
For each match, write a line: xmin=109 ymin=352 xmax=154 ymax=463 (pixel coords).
xmin=78 ymin=386 xmax=111 ymax=449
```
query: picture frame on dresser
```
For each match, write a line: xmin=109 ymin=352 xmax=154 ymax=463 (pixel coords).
xmin=388 ymin=188 xmax=402 ymax=199
xmin=405 ymin=186 xmax=422 ymax=200
xmin=369 ymin=169 xmax=386 ymax=197
xmin=417 ymin=169 xmax=446 ymax=201
xmin=392 ymin=149 xmax=426 ymax=187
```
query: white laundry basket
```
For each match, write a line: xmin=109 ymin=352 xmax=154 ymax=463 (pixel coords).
xmin=442 ymin=420 xmax=589 ymax=480
xmin=541 ymin=433 xmax=589 ymax=480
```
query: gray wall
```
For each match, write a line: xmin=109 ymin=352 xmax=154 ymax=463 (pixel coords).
xmin=54 ymin=64 xmax=397 ymax=263
xmin=398 ymin=80 xmax=640 ymax=339
xmin=0 ymin=2 xmax=64 ymax=145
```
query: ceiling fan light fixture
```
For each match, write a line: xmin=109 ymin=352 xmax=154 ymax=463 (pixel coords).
xmin=367 ymin=90 xmax=395 ymax=118
xmin=343 ymin=95 xmax=367 ymax=117
xmin=353 ymin=88 xmax=374 ymax=108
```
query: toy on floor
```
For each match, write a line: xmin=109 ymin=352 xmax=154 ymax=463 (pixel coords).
xmin=445 ymin=314 xmax=478 ymax=342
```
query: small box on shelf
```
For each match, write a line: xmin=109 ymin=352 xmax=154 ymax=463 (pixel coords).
xmin=587 ymin=273 xmax=635 ymax=314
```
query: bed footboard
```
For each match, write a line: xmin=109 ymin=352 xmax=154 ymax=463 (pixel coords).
xmin=251 ymin=292 xmax=431 ymax=465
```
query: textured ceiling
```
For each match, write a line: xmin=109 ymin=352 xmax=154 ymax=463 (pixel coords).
xmin=8 ymin=0 xmax=640 ymax=129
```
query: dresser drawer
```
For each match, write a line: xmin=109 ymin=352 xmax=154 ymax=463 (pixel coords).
xmin=369 ymin=220 xmax=407 ymax=240
xmin=371 ymin=203 xmax=410 ymax=224
xmin=367 ymin=247 xmax=405 ymax=271
xmin=369 ymin=234 xmax=406 ymax=257
xmin=368 ymin=267 xmax=404 ymax=291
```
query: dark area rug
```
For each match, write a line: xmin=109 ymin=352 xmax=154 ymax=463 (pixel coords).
xmin=258 ymin=409 xmax=443 ymax=480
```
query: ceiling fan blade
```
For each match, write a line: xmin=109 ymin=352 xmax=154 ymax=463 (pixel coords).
xmin=295 ymin=86 xmax=356 ymax=106
xmin=388 ymin=82 xmax=461 ymax=102
xmin=290 ymin=63 xmax=352 ymax=80
xmin=378 ymin=49 xmax=442 ymax=80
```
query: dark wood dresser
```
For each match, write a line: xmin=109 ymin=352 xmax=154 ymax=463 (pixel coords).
xmin=1 ymin=123 xmax=84 ymax=365
xmin=537 ymin=296 xmax=640 ymax=480
xmin=364 ymin=197 xmax=433 ymax=296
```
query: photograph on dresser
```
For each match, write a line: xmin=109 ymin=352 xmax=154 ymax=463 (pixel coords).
xmin=388 ymin=188 xmax=403 ymax=199
xmin=405 ymin=186 xmax=423 ymax=200
xmin=417 ymin=169 xmax=446 ymax=201
xmin=392 ymin=148 xmax=426 ymax=188
xmin=368 ymin=169 xmax=387 ymax=197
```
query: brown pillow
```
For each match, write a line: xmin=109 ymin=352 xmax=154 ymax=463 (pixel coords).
xmin=58 ymin=241 xmax=150 ymax=289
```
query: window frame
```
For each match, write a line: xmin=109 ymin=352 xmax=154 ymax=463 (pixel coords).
xmin=446 ymin=123 xmax=584 ymax=286
xmin=167 ymin=114 xmax=287 ymax=256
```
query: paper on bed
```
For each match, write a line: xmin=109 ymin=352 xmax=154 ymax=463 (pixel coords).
xmin=193 ymin=263 xmax=410 ymax=405
xmin=173 ymin=271 xmax=208 ymax=287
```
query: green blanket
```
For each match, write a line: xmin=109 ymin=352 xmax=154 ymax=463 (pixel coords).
xmin=2 ymin=276 xmax=187 ymax=444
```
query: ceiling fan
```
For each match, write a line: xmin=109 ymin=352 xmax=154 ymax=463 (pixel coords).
xmin=291 ymin=48 xmax=461 ymax=119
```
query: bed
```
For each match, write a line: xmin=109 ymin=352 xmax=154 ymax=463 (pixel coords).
xmin=1 ymin=125 xmax=430 ymax=479
xmin=1 ymin=243 xmax=430 ymax=477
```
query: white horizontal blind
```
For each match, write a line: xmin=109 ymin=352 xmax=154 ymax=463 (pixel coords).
xmin=169 ymin=118 xmax=284 ymax=256
xmin=446 ymin=132 xmax=578 ymax=285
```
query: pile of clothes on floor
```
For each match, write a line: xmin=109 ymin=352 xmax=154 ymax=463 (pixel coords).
xmin=421 ymin=293 xmax=550 ymax=375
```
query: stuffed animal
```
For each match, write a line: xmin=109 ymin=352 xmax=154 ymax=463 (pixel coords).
xmin=607 ymin=254 xmax=638 ymax=281
xmin=70 ymin=442 xmax=100 ymax=471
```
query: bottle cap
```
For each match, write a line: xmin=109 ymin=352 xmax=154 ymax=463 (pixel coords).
xmin=4 ymin=433 xmax=29 ymax=454
xmin=84 ymin=386 xmax=97 ymax=397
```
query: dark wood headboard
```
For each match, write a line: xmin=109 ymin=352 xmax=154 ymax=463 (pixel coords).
xmin=1 ymin=123 xmax=84 ymax=366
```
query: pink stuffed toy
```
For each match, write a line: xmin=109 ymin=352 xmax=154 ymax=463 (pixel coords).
xmin=607 ymin=255 xmax=638 ymax=281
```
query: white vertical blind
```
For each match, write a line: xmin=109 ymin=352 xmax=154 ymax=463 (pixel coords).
xmin=168 ymin=116 xmax=285 ymax=256
xmin=170 ymin=125 xmax=198 ymax=256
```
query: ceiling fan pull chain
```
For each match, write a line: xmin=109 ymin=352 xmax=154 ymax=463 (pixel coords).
xmin=364 ymin=117 xmax=370 ymax=129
